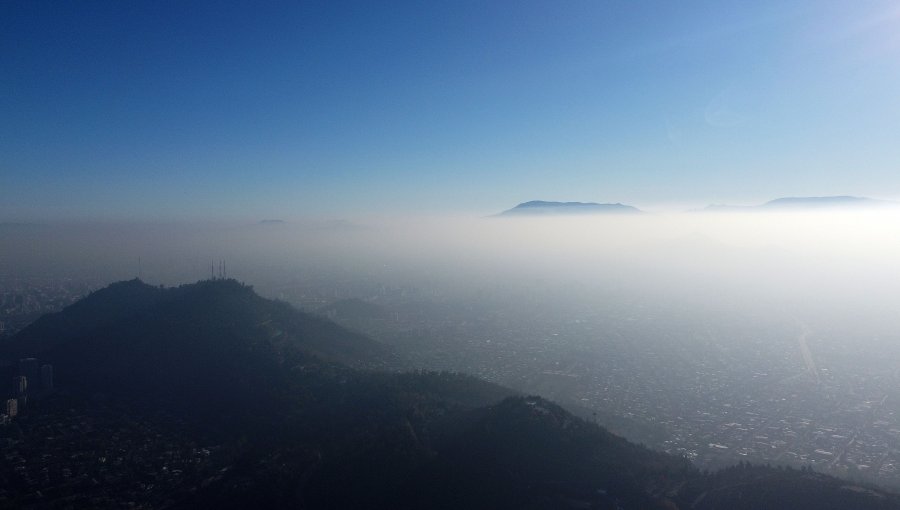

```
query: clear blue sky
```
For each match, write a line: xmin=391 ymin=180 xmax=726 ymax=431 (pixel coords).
xmin=3 ymin=0 xmax=900 ymax=220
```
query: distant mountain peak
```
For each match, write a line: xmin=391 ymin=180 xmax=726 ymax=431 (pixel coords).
xmin=763 ymin=196 xmax=879 ymax=207
xmin=700 ymin=195 xmax=891 ymax=212
xmin=497 ymin=200 xmax=642 ymax=216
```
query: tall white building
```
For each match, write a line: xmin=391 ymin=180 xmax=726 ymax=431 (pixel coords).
xmin=5 ymin=398 xmax=17 ymax=418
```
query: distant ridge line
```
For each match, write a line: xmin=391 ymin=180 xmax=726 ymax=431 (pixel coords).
xmin=697 ymin=195 xmax=894 ymax=212
xmin=495 ymin=200 xmax=643 ymax=217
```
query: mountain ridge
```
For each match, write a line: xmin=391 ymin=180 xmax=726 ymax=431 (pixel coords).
xmin=496 ymin=200 xmax=643 ymax=216
xmin=701 ymin=195 xmax=893 ymax=212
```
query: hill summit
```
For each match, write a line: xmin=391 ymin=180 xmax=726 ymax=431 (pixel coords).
xmin=1 ymin=279 xmax=398 ymax=419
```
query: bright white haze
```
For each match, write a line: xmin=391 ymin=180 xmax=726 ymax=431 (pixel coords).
xmin=3 ymin=209 xmax=899 ymax=332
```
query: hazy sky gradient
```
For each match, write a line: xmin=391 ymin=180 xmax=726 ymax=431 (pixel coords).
xmin=3 ymin=0 xmax=900 ymax=220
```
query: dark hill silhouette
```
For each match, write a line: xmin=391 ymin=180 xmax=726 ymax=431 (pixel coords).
xmin=1 ymin=279 xmax=398 ymax=422
xmin=5 ymin=279 xmax=394 ymax=369
xmin=399 ymin=395 xmax=692 ymax=509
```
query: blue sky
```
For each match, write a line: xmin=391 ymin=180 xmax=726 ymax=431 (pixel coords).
xmin=3 ymin=0 xmax=900 ymax=220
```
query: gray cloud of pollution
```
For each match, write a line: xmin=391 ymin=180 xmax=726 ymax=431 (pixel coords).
xmin=3 ymin=209 xmax=900 ymax=319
